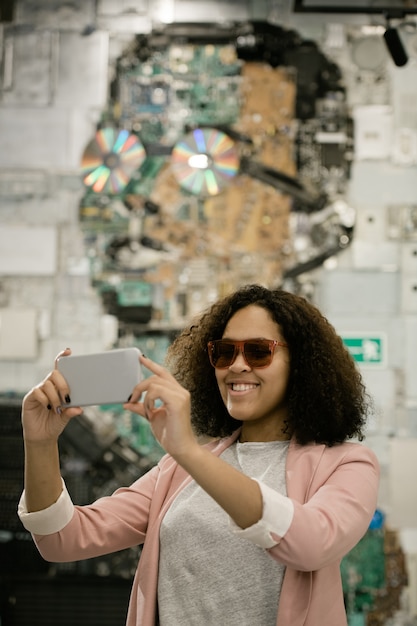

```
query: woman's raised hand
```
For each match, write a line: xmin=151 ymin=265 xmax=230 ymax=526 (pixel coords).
xmin=21 ymin=348 xmax=82 ymax=443
xmin=123 ymin=355 xmax=197 ymax=460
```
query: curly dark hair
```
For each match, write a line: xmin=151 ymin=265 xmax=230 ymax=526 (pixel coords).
xmin=165 ymin=284 xmax=372 ymax=446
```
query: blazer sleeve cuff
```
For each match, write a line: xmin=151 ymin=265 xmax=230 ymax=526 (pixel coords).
xmin=18 ymin=479 xmax=74 ymax=535
xmin=229 ymin=479 xmax=294 ymax=549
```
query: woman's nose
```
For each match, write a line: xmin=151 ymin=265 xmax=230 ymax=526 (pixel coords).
xmin=229 ymin=347 xmax=250 ymax=370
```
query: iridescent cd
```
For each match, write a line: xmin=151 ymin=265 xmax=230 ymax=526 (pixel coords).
xmin=81 ymin=128 xmax=146 ymax=194
xmin=171 ymin=128 xmax=239 ymax=196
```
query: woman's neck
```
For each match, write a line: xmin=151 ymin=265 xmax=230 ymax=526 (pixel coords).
xmin=239 ymin=423 xmax=290 ymax=443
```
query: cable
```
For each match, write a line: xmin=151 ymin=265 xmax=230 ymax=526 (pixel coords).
xmin=383 ymin=26 xmax=408 ymax=67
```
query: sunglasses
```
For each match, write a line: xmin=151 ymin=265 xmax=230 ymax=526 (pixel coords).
xmin=207 ymin=338 xmax=288 ymax=369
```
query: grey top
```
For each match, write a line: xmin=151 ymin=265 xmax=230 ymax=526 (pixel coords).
xmin=158 ymin=440 xmax=290 ymax=626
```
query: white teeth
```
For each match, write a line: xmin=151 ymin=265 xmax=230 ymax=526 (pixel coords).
xmin=231 ymin=383 xmax=257 ymax=392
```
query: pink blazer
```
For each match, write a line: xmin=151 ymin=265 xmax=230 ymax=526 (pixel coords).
xmin=34 ymin=430 xmax=379 ymax=626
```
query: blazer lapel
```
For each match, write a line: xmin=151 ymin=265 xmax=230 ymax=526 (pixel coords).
xmin=286 ymin=439 xmax=326 ymax=503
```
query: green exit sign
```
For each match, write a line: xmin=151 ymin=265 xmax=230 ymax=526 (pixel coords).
xmin=341 ymin=333 xmax=387 ymax=368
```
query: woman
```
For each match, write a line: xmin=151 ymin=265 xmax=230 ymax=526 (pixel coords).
xmin=19 ymin=284 xmax=379 ymax=626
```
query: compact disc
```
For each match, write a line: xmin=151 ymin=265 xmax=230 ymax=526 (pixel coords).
xmin=171 ymin=128 xmax=239 ymax=196
xmin=81 ymin=128 xmax=146 ymax=194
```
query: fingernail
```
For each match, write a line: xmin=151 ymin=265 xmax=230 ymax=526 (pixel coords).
xmin=127 ymin=394 xmax=132 ymax=402
xmin=47 ymin=404 xmax=52 ymax=411
xmin=65 ymin=394 xmax=71 ymax=404
xmin=56 ymin=406 xmax=62 ymax=415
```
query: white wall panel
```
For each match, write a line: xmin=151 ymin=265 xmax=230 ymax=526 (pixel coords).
xmin=0 ymin=225 xmax=57 ymax=275
xmin=388 ymin=438 xmax=417 ymax=528
xmin=1 ymin=28 xmax=54 ymax=106
xmin=401 ymin=275 xmax=417 ymax=314
xmin=172 ymin=0 xmax=251 ymax=21
xmin=0 ymin=360 xmax=39 ymax=393
xmin=0 ymin=170 xmax=49 ymax=199
xmin=360 ymin=368 xmax=397 ymax=430
xmin=55 ymin=32 xmax=109 ymax=108
xmin=401 ymin=241 xmax=417 ymax=274
xmin=351 ymin=239 xmax=399 ymax=270
xmin=404 ymin=316 xmax=417 ymax=401
xmin=349 ymin=161 xmax=417 ymax=207
xmin=97 ymin=0 xmax=152 ymax=32
xmin=317 ymin=269 xmax=400 ymax=315
xmin=16 ymin=0 xmax=96 ymax=31
xmin=0 ymin=180 xmax=82 ymax=225
xmin=353 ymin=206 xmax=387 ymax=243
xmin=353 ymin=105 xmax=393 ymax=161
xmin=389 ymin=61 xmax=417 ymax=131
xmin=0 ymin=107 xmax=97 ymax=170
xmin=0 ymin=108 xmax=67 ymax=168
xmin=0 ymin=308 xmax=38 ymax=359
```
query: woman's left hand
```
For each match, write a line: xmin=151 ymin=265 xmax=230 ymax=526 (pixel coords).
xmin=123 ymin=355 xmax=197 ymax=459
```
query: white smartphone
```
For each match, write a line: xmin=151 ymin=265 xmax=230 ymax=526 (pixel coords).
xmin=56 ymin=347 xmax=143 ymax=407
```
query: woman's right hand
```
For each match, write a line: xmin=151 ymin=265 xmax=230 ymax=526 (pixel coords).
xmin=22 ymin=348 xmax=83 ymax=443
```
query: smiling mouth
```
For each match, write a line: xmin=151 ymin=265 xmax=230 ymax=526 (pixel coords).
xmin=229 ymin=383 xmax=258 ymax=392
